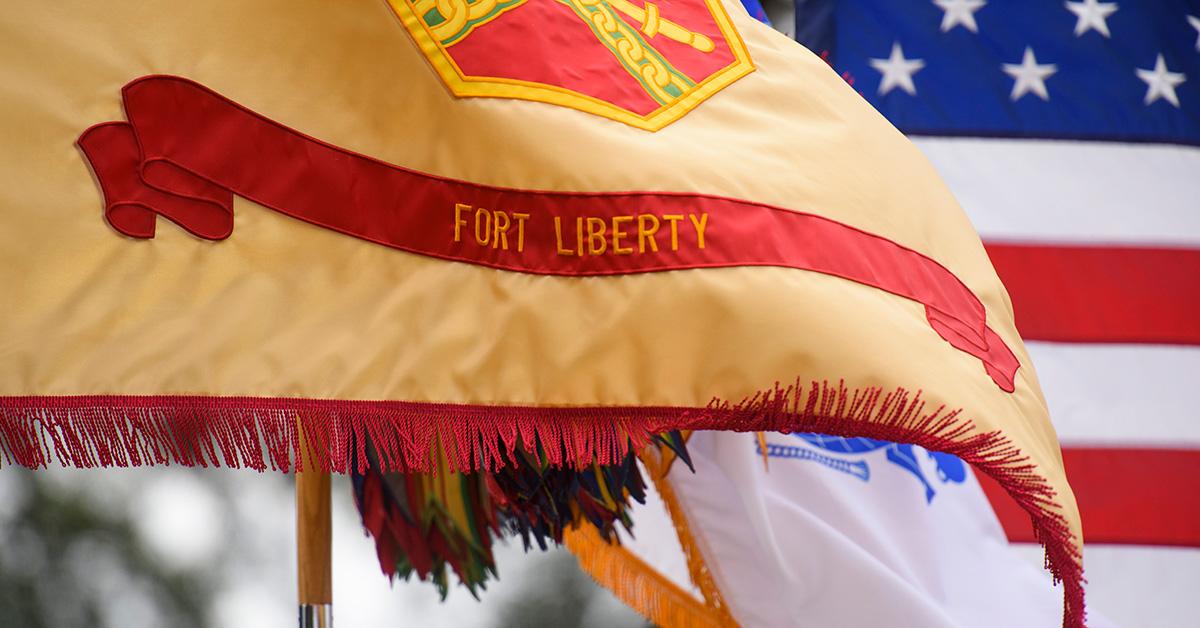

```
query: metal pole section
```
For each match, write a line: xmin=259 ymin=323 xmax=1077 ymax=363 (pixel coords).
xmin=297 ymin=421 xmax=332 ymax=628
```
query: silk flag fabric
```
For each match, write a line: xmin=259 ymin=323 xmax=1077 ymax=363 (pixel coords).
xmin=0 ymin=2 xmax=1081 ymax=623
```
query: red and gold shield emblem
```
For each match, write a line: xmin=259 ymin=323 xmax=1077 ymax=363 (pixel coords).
xmin=387 ymin=0 xmax=754 ymax=130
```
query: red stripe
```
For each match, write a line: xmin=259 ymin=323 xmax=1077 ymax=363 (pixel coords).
xmin=985 ymin=243 xmax=1200 ymax=345
xmin=980 ymin=447 xmax=1200 ymax=547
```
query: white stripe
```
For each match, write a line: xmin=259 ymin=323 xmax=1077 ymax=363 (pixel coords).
xmin=1012 ymin=544 xmax=1200 ymax=628
xmin=913 ymin=137 xmax=1200 ymax=247
xmin=1026 ymin=341 xmax=1200 ymax=448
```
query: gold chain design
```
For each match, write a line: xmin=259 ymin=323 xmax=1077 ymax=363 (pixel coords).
xmin=561 ymin=0 xmax=697 ymax=105
xmin=414 ymin=0 xmax=528 ymax=44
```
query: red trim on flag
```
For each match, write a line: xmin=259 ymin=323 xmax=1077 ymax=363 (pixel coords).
xmin=76 ymin=75 xmax=1021 ymax=391
xmin=0 ymin=382 xmax=1086 ymax=627
xmin=985 ymin=243 xmax=1200 ymax=345
xmin=980 ymin=446 xmax=1200 ymax=547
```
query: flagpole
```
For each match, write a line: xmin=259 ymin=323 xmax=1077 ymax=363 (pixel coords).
xmin=297 ymin=421 xmax=333 ymax=628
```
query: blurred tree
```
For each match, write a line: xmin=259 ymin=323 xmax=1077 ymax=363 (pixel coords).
xmin=0 ymin=468 xmax=216 ymax=628
xmin=0 ymin=467 xmax=655 ymax=628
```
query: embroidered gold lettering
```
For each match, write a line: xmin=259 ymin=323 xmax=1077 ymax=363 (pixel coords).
xmin=454 ymin=205 xmax=710 ymax=260
xmin=473 ymin=207 xmax=491 ymax=246
xmin=611 ymin=215 xmax=634 ymax=255
xmin=492 ymin=210 xmax=511 ymax=250
xmin=575 ymin=216 xmax=585 ymax=256
xmin=689 ymin=212 xmax=708 ymax=249
xmin=555 ymin=217 xmax=575 ymax=256
xmin=512 ymin=212 xmax=530 ymax=252
xmin=454 ymin=203 xmax=470 ymax=242
xmin=587 ymin=217 xmax=608 ymax=255
xmin=637 ymin=214 xmax=660 ymax=253
xmin=662 ymin=214 xmax=684 ymax=251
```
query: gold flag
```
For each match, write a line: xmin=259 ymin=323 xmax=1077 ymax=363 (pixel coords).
xmin=0 ymin=2 xmax=1083 ymax=624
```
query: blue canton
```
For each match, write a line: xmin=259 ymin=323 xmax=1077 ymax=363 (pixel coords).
xmin=792 ymin=0 xmax=1200 ymax=146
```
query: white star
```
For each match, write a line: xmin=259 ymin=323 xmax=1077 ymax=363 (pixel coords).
xmin=1065 ymin=0 xmax=1118 ymax=37
xmin=1136 ymin=54 xmax=1186 ymax=108
xmin=869 ymin=42 xmax=926 ymax=96
xmin=1002 ymin=47 xmax=1057 ymax=101
xmin=933 ymin=0 xmax=987 ymax=33
xmin=1188 ymin=15 xmax=1200 ymax=52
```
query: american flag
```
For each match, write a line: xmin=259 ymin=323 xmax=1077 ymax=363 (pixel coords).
xmin=782 ymin=0 xmax=1199 ymax=623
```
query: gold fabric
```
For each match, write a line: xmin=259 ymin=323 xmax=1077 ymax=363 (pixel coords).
xmin=0 ymin=0 xmax=1076 ymax=572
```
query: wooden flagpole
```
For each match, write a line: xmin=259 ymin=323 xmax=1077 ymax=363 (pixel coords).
xmin=297 ymin=421 xmax=333 ymax=628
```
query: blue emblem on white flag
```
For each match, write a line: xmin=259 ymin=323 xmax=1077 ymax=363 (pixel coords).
xmin=758 ymin=433 xmax=968 ymax=503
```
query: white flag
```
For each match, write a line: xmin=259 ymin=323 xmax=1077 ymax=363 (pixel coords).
xmin=571 ymin=430 xmax=1118 ymax=627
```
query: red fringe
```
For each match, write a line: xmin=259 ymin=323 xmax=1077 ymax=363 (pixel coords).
xmin=697 ymin=381 xmax=1086 ymax=628
xmin=0 ymin=381 xmax=1086 ymax=627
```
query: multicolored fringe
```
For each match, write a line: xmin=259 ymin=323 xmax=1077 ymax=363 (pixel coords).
xmin=350 ymin=443 xmax=500 ymax=598
xmin=350 ymin=431 xmax=692 ymax=598
xmin=0 ymin=383 xmax=1085 ymax=627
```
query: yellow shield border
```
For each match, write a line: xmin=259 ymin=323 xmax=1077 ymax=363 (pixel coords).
xmin=387 ymin=0 xmax=755 ymax=131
